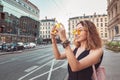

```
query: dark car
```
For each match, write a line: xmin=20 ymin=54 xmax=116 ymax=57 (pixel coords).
xmin=0 ymin=45 xmax=2 ymax=51
xmin=1 ymin=43 xmax=12 ymax=52
xmin=11 ymin=42 xmax=24 ymax=51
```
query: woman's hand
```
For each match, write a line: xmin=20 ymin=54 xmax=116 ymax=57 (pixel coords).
xmin=50 ymin=25 xmax=56 ymax=39
xmin=56 ymin=23 xmax=67 ymax=42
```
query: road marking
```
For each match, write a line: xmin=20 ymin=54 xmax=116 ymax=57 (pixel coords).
xmin=24 ymin=66 xmax=39 ymax=72
xmin=18 ymin=59 xmax=53 ymax=80
xmin=47 ymin=59 xmax=55 ymax=80
xmin=29 ymin=61 xmax=67 ymax=80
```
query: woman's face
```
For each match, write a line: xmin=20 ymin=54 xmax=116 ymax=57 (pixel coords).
xmin=74 ymin=23 xmax=87 ymax=42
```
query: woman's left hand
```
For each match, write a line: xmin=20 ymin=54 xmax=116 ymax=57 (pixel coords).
xmin=56 ymin=23 xmax=67 ymax=42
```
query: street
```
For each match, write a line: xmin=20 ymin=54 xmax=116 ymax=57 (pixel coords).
xmin=0 ymin=44 xmax=67 ymax=80
xmin=0 ymin=45 xmax=120 ymax=80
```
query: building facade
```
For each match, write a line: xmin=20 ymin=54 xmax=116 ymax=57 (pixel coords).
xmin=40 ymin=18 xmax=58 ymax=43
xmin=0 ymin=0 xmax=40 ymax=43
xmin=107 ymin=0 xmax=120 ymax=41
xmin=68 ymin=13 xmax=108 ymax=43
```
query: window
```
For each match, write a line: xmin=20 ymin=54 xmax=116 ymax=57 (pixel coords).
xmin=105 ymin=33 xmax=107 ymax=37
xmin=101 ymin=33 xmax=103 ymax=37
xmin=0 ymin=13 xmax=5 ymax=19
xmin=100 ymin=18 xmax=103 ymax=22
xmin=72 ymin=20 xmax=74 ymax=24
xmin=36 ymin=12 xmax=38 ymax=14
xmin=115 ymin=5 xmax=117 ymax=14
xmin=16 ymin=0 xmax=19 ymax=2
xmin=96 ymin=18 xmax=99 ymax=22
xmin=105 ymin=18 xmax=107 ymax=22
xmin=105 ymin=23 xmax=107 ymax=26
xmin=29 ymin=7 xmax=31 ymax=10
xmin=72 ymin=25 xmax=74 ymax=29
xmin=18 ymin=1 xmax=21 ymax=5
xmin=101 ymin=23 xmax=103 ymax=27
xmin=76 ymin=20 xmax=77 ymax=24
xmin=115 ymin=26 xmax=119 ymax=34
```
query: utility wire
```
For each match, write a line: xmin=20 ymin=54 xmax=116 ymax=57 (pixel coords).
xmin=52 ymin=0 xmax=62 ymax=10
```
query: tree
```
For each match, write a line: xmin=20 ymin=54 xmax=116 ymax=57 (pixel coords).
xmin=37 ymin=37 xmax=43 ymax=44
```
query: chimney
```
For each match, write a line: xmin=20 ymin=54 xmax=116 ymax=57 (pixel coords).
xmin=94 ymin=12 xmax=96 ymax=16
xmin=83 ymin=14 xmax=85 ymax=17
xmin=45 ymin=16 xmax=47 ymax=20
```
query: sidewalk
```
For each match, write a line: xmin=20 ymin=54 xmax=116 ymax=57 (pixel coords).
xmin=102 ymin=48 xmax=120 ymax=80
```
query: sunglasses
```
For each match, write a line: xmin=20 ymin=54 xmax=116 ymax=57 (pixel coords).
xmin=72 ymin=29 xmax=81 ymax=35
xmin=72 ymin=29 xmax=86 ymax=35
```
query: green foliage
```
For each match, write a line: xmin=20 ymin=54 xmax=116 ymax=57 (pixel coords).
xmin=37 ymin=38 xmax=43 ymax=44
xmin=106 ymin=41 xmax=120 ymax=52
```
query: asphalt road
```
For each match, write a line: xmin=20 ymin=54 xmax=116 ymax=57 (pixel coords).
xmin=0 ymin=45 xmax=120 ymax=80
xmin=0 ymin=44 xmax=67 ymax=80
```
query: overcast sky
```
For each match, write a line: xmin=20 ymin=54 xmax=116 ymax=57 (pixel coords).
xmin=29 ymin=0 xmax=107 ymax=29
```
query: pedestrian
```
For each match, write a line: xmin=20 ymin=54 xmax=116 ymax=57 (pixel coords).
xmin=50 ymin=20 xmax=103 ymax=80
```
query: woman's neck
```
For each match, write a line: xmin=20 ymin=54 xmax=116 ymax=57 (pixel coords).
xmin=80 ymin=41 xmax=87 ymax=49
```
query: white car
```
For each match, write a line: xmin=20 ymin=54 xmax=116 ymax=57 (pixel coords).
xmin=24 ymin=43 xmax=30 ymax=49
xmin=29 ymin=42 xmax=36 ymax=48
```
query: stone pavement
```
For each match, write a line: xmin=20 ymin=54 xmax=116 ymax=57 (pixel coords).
xmin=102 ymin=48 xmax=120 ymax=80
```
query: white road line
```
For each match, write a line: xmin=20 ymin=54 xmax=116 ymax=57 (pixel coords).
xmin=24 ymin=66 xmax=39 ymax=72
xmin=29 ymin=61 xmax=67 ymax=80
xmin=47 ymin=59 xmax=55 ymax=80
xmin=29 ymin=70 xmax=49 ymax=80
xmin=18 ymin=59 xmax=53 ymax=80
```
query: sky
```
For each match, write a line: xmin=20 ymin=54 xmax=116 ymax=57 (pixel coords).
xmin=29 ymin=0 xmax=107 ymax=29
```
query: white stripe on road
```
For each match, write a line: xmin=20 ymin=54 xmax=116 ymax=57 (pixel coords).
xmin=24 ymin=66 xmax=39 ymax=72
xmin=29 ymin=61 xmax=67 ymax=80
xmin=18 ymin=59 xmax=53 ymax=80
xmin=47 ymin=59 xmax=55 ymax=80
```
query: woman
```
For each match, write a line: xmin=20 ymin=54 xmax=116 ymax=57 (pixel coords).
xmin=51 ymin=20 xmax=103 ymax=80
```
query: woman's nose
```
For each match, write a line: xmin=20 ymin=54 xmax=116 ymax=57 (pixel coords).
xmin=75 ymin=34 xmax=79 ymax=37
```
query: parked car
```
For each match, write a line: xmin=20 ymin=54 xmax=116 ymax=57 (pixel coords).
xmin=11 ymin=42 xmax=24 ymax=51
xmin=1 ymin=43 xmax=12 ymax=52
xmin=0 ymin=45 xmax=2 ymax=51
xmin=24 ymin=43 xmax=30 ymax=49
xmin=29 ymin=42 xmax=36 ymax=48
